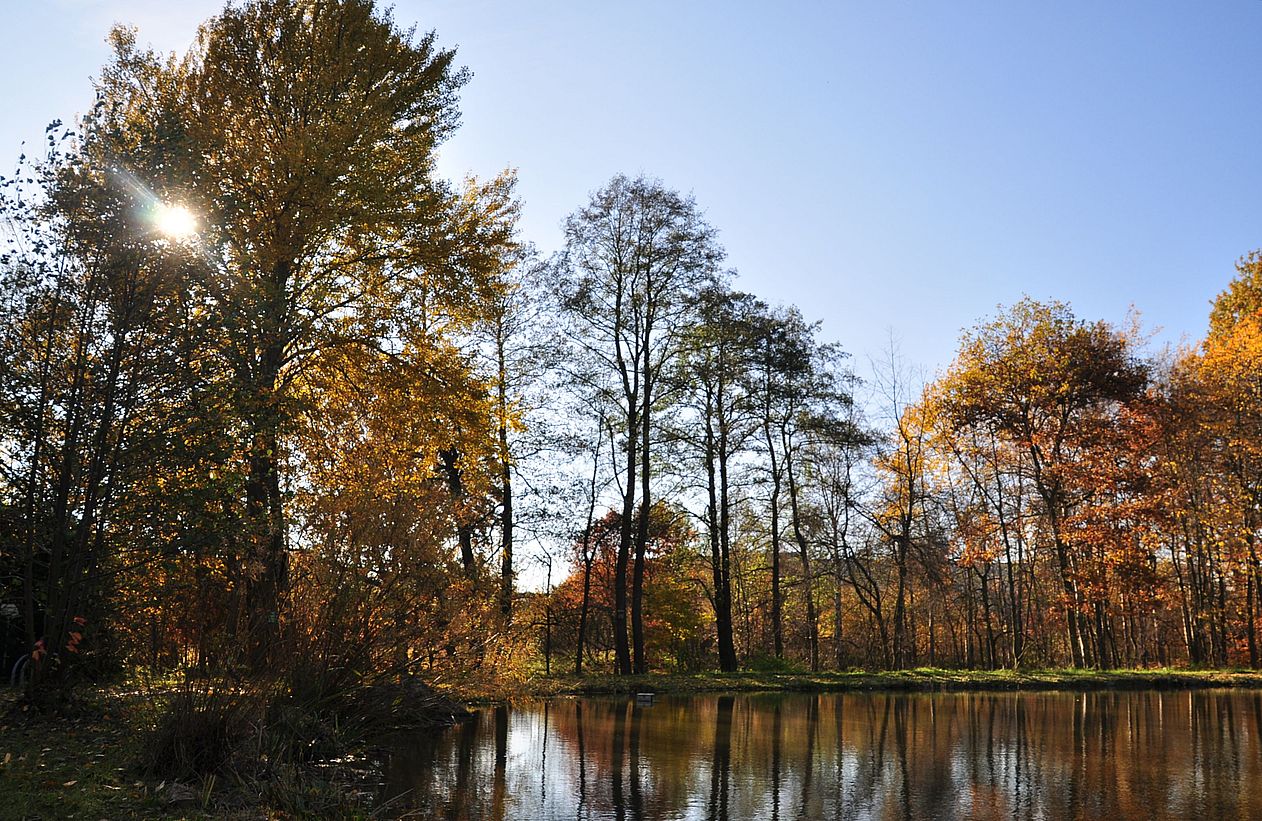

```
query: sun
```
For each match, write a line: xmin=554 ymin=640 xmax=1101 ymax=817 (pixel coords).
xmin=154 ymin=203 xmax=198 ymax=240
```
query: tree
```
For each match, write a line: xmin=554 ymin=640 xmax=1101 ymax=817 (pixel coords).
xmin=925 ymin=404 xmax=1034 ymax=668
xmin=1185 ymin=253 xmax=1262 ymax=665
xmin=2 ymin=0 xmax=524 ymax=709
xmin=552 ymin=503 xmax=704 ymax=672
xmin=476 ymin=241 xmax=584 ymax=624
xmin=675 ymin=283 xmax=761 ymax=671
xmin=747 ymin=306 xmax=799 ymax=660
xmin=748 ymin=305 xmax=847 ymax=670
xmin=0 ymin=135 xmax=211 ymax=703
xmin=556 ymin=175 xmax=722 ymax=674
xmin=1208 ymin=251 xmax=1262 ymax=340
xmin=938 ymin=299 xmax=1148 ymax=667
xmin=868 ymin=347 xmax=934 ymax=670
xmin=570 ymin=417 xmax=610 ymax=674
xmin=1156 ymin=360 xmax=1230 ymax=666
xmin=94 ymin=0 xmax=509 ymax=666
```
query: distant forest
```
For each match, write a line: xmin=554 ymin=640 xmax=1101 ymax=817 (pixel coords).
xmin=3 ymin=0 xmax=1261 ymax=717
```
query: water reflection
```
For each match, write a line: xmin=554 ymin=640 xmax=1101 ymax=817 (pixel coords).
xmin=382 ymin=689 xmax=1262 ymax=820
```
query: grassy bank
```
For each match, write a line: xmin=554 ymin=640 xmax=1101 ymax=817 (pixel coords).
xmin=0 ymin=690 xmax=204 ymax=820
xmin=459 ymin=667 xmax=1262 ymax=701
xmin=0 ymin=687 xmax=381 ymax=820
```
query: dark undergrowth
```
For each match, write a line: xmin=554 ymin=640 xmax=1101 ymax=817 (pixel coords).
xmin=1 ymin=667 xmax=467 ymax=819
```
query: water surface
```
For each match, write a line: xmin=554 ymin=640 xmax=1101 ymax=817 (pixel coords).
xmin=382 ymin=689 xmax=1262 ymax=820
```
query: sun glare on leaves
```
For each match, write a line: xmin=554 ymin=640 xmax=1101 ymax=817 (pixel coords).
xmin=153 ymin=203 xmax=198 ymax=241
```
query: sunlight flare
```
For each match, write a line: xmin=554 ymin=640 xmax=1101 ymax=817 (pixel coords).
xmin=153 ymin=202 xmax=198 ymax=240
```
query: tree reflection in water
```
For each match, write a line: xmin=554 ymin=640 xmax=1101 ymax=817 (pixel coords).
xmin=382 ymin=690 xmax=1262 ymax=820
xmin=707 ymin=695 xmax=732 ymax=821
xmin=611 ymin=701 xmax=625 ymax=821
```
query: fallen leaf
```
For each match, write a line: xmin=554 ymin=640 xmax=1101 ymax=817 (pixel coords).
xmin=166 ymin=782 xmax=198 ymax=803
xmin=63 ymin=780 xmax=77 ymax=787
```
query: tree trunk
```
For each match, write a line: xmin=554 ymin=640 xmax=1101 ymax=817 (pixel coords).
xmin=892 ymin=540 xmax=909 ymax=669
xmin=631 ymin=386 xmax=652 ymax=674
xmin=244 ymin=258 xmax=292 ymax=671
xmin=439 ymin=448 xmax=477 ymax=576
xmin=575 ymin=554 xmax=593 ymax=676
xmin=496 ymin=327 xmax=514 ymax=620
xmin=716 ymin=441 xmax=737 ymax=673
xmin=706 ymin=393 xmax=738 ymax=672
xmin=765 ymin=420 xmax=784 ymax=659
xmin=786 ymin=450 xmax=819 ymax=672
xmin=498 ymin=434 xmax=513 ymax=620
xmin=614 ymin=407 xmax=637 ymax=675
xmin=575 ymin=439 xmax=601 ymax=676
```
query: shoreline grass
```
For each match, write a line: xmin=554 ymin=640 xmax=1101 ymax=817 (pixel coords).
xmin=455 ymin=667 xmax=1262 ymax=702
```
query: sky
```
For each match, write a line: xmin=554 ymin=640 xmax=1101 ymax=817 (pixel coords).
xmin=3 ymin=0 xmax=1261 ymax=378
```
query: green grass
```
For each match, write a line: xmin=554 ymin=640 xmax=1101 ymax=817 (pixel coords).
xmin=0 ymin=687 xmax=374 ymax=820
xmin=0 ymin=689 xmax=209 ymax=820
xmin=459 ymin=666 xmax=1262 ymax=701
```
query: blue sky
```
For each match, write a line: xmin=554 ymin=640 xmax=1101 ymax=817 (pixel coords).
xmin=3 ymin=1 xmax=1261 ymax=377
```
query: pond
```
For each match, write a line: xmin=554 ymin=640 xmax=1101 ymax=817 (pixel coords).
xmin=380 ymin=689 xmax=1262 ymax=820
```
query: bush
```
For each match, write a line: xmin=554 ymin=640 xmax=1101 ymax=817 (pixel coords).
xmin=141 ymin=684 xmax=260 ymax=779
xmin=744 ymin=654 xmax=806 ymax=673
xmin=139 ymin=659 xmax=468 ymax=786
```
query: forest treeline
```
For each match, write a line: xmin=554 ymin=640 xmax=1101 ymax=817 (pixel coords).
xmin=545 ymin=266 xmax=1262 ymax=677
xmin=2 ymin=0 xmax=1261 ymax=728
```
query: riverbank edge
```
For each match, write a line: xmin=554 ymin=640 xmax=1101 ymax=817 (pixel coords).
xmin=3 ymin=669 xmax=1260 ymax=817
xmin=455 ymin=667 xmax=1262 ymax=703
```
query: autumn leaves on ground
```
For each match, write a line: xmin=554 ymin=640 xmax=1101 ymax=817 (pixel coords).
xmin=1 ymin=0 xmax=1260 ymax=818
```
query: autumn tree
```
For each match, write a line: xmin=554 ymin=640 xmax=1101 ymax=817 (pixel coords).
xmin=867 ymin=350 xmax=936 ymax=669
xmin=1155 ymin=360 xmax=1230 ymax=665
xmin=1186 ymin=253 xmax=1262 ymax=665
xmin=152 ymin=0 xmax=486 ymax=664
xmin=938 ymin=299 xmax=1148 ymax=667
xmin=551 ymin=503 xmax=705 ymax=672
xmin=0 ymin=134 xmax=215 ymax=702
xmin=556 ymin=175 xmax=722 ymax=674
xmin=2 ymin=0 xmax=522 ymax=709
